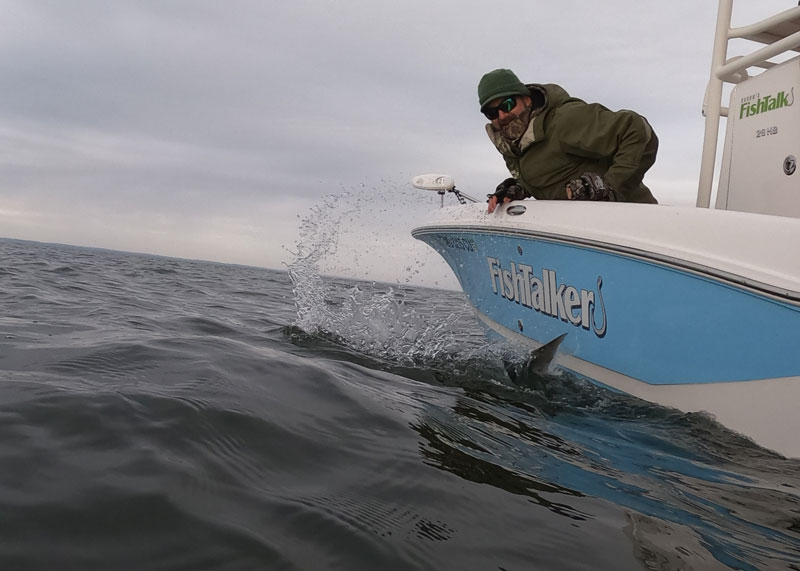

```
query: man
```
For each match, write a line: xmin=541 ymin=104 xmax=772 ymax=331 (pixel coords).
xmin=478 ymin=69 xmax=658 ymax=213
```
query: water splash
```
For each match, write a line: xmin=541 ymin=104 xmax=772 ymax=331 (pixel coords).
xmin=285 ymin=185 xmax=471 ymax=365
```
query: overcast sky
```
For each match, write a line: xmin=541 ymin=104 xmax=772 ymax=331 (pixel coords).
xmin=0 ymin=0 xmax=793 ymax=286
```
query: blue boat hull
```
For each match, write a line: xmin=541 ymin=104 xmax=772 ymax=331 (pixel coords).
xmin=415 ymin=228 xmax=800 ymax=386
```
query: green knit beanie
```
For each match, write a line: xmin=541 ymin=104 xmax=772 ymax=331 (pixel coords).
xmin=478 ymin=69 xmax=529 ymax=110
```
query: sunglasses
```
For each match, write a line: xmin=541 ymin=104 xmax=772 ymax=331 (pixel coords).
xmin=483 ymin=96 xmax=518 ymax=120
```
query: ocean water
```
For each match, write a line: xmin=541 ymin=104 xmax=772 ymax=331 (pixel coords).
xmin=2 ymin=236 xmax=800 ymax=571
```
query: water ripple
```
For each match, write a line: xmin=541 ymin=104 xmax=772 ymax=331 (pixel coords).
xmin=2 ymin=238 xmax=800 ymax=570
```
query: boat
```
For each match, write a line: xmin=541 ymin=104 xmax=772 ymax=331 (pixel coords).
xmin=410 ymin=0 xmax=800 ymax=457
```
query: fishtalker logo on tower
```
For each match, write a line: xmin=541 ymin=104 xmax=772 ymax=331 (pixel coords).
xmin=740 ymin=88 xmax=795 ymax=119
xmin=487 ymin=258 xmax=607 ymax=338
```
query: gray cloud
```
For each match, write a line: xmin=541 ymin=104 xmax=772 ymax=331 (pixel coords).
xmin=0 ymin=0 xmax=789 ymax=282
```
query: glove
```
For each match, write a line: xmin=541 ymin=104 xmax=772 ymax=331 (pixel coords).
xmin=487 ymin=177 xmax=526 ymax=203
xmin=566 ymin=172 xmax=617 ymax=201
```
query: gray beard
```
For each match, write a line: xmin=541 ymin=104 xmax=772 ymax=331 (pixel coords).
xmin=498 ymin=107 xmax=532 ymax=143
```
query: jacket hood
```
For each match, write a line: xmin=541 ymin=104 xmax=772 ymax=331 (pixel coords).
xmin=529 ymin=83 xmax=571 ymax=110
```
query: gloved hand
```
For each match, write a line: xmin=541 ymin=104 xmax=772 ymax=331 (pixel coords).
xmin=566 ymin=172 xmax=616 ymax=201
xmin=490 ymin=178 xmax=526 ymax=202
xmin=487 ymin=178 xmax=526 ymax=212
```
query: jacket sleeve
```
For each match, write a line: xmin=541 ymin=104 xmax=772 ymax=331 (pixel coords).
xmin=503 ymin=156 xmax=521 ymax=181
xmin=501 ymin=156 xmax=536 ymax=198
xmin=553 ymin=102 xmax=653 ymax=192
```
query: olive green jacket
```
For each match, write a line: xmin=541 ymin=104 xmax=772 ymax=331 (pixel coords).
xmin=487 ymin=84 xmax=658 ymax=203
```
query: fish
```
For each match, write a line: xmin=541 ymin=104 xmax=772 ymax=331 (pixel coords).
xmin=504 ymin=333 xmax=567 ymax=388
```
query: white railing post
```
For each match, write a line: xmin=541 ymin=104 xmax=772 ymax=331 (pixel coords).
xmin=697 ymin=0 xmax=734 ymax=208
